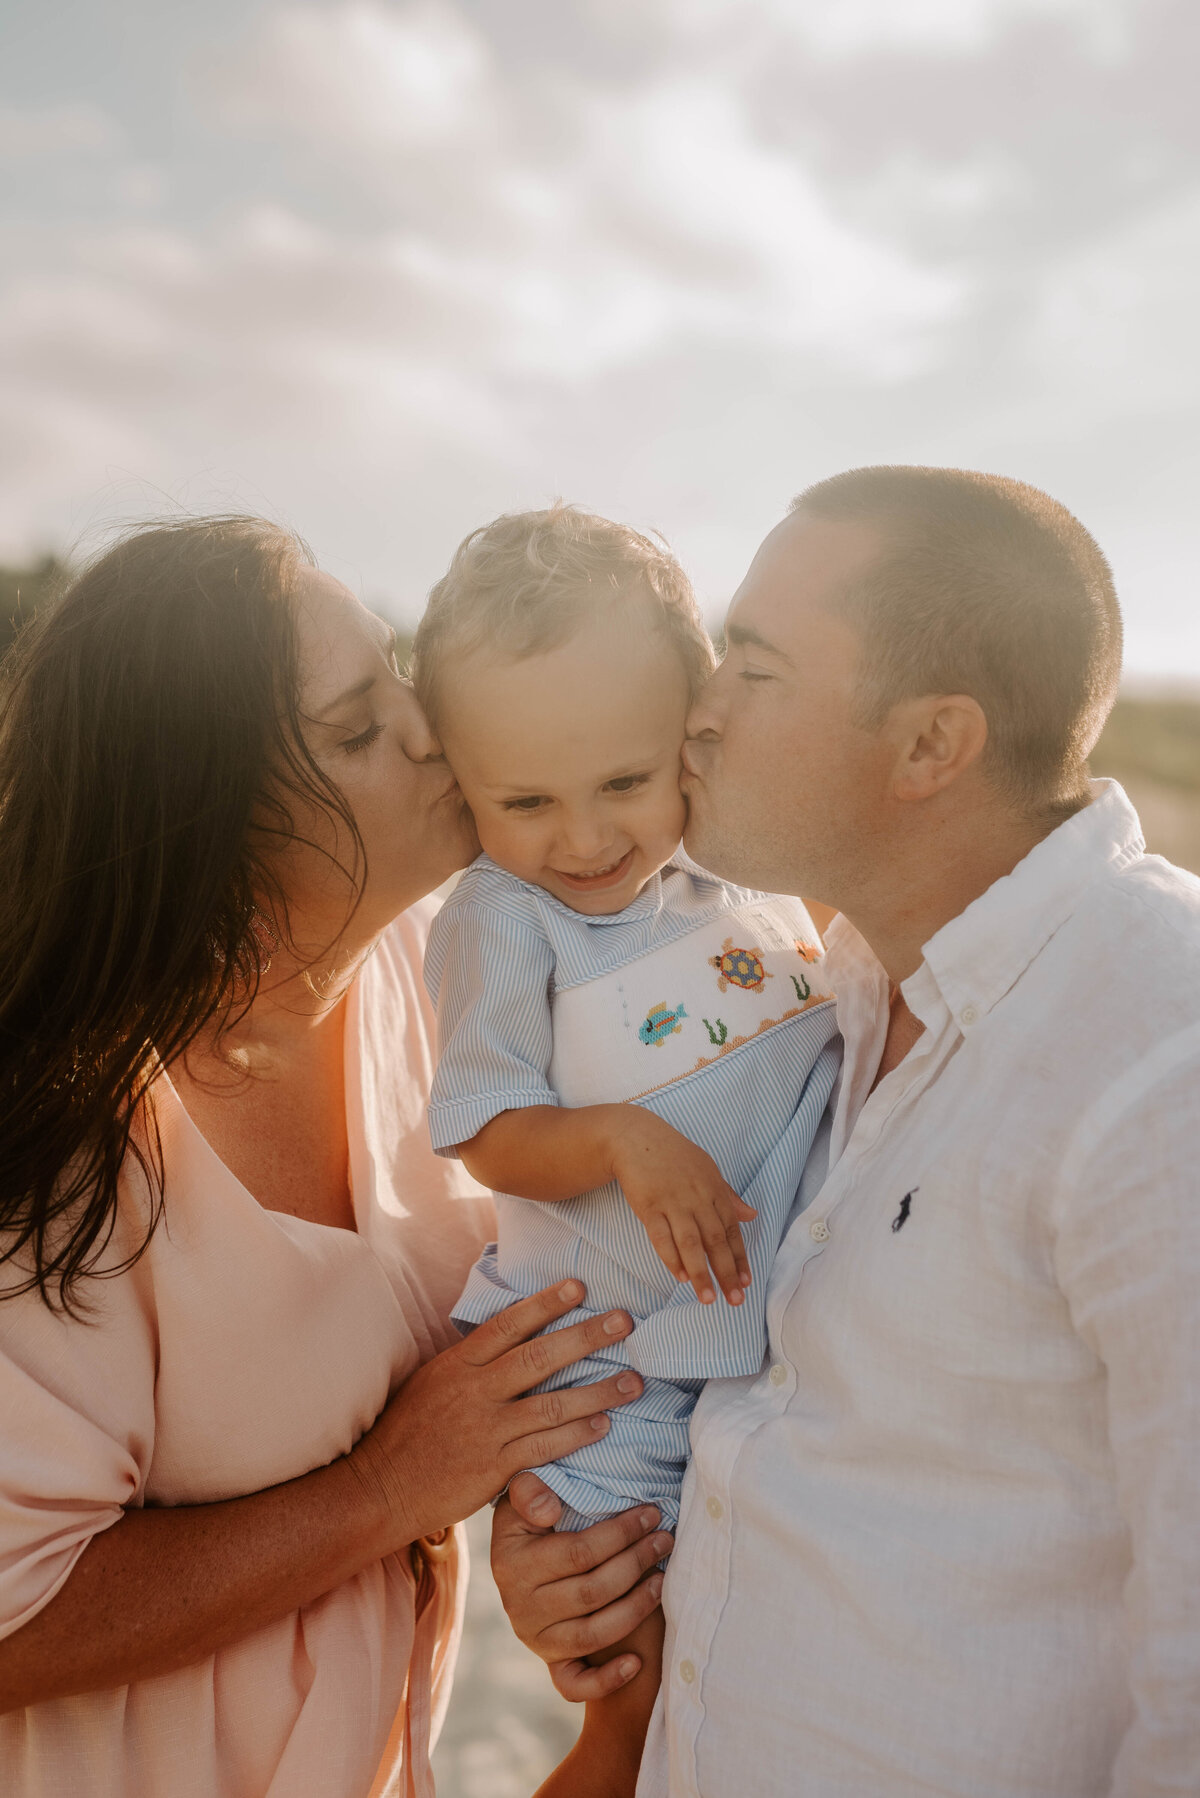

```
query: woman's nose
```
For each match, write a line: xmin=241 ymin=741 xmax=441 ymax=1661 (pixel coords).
xmin=397 ymin=681 xmax=442 ymax=763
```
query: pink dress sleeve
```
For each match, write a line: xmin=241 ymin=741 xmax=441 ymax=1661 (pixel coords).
xmin=0 ymin=1208 xmax=159 ymax=1640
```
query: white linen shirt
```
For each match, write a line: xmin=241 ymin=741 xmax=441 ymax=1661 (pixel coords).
xmin=638 ymin=781 xmax=1200 ymax=1798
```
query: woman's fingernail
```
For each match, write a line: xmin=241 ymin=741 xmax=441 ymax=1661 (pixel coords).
xmin=652 ymin=1533 xmax=673 ymax=1556
xmin=530 ymin=1493 xmax=556 ymax=1519
xmin=617 ymin=1373 xmax=640 ymax=1393
xmin=639 ymin=1508 xmax=660 ymax=1530
xmin=559 ymin=1281 xmax=582 ymax=1303
xmin=727 ymin=1289 xmax=743 ymax=1305
xmin=618 ymin=1657 xmax=639 ymax=1681
xmin=603 ymin=1311 xmax=629 ymax=1335
xmin=648 ymin=1573 xmax=664 ymax=1599
xmin=740 ymin=1270 xmax=753 ymax=1286
xmin=590 ymin=1413 xmax=609 ymax=1432
xmin=700 ymin=1287 xmax=714 ymax=1304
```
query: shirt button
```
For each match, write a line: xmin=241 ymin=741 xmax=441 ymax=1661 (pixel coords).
xmin=769 ymin=1362 xmax=787 ymax=1386
xmin=679 ymin=1659 xmax=696 ymax=1684
xmin=706 ymin=1495 xmax=724 ymax=1521
xmin=960 ymin=1004 xmax=978 ymax=1026
xmin=809 ymin=1217 xmax=830 ymax=1243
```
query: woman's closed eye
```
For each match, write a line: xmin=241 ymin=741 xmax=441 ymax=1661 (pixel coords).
xmin=342 ymin=720 xmax=385 ymax=754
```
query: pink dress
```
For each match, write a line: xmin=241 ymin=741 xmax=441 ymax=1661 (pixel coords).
xmin=0 ymin=900 xmax=494 ymax=1798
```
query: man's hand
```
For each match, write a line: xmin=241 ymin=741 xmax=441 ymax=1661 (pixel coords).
xmin=491 ymin=1472 xmax=674 ymax=1702
xmin=608 ymin=1107 xmax=756 ymax=1305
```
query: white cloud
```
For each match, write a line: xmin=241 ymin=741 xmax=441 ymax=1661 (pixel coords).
xmin=213 ymin=0 xmax=494 ymax=152
xmin=647 ymin=0 xmax=1137 ymax=59
xmin=1 ymin=0 xmax=1197 ymax=679
xmin=0 ymin=102 xmax=123 ymax=159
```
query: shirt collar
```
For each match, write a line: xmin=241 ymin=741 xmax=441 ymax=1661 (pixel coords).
xmin=824 ymin=779 xmax=1144 ymax=1034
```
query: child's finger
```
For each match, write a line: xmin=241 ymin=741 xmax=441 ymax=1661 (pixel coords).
xmin=720 ymin=1213 xmax=753 ymax=1292
xmin=699 ymin=1220 xmax=745 ymax=1306
xmin=734 ymin=1195 xmax=758 ymax=1220
xmin=673 ymin=1224 xmax=716 ymax=1304
xmin=642 ymin=1214 xmax=686 ymax=1284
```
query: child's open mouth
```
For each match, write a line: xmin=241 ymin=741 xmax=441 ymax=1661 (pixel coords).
xmin=554 ymin=849 xmax=635 ymax=892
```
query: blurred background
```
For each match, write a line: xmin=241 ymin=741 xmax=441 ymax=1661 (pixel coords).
xmin=3 ymin=2 xmax=1199 ymax=1790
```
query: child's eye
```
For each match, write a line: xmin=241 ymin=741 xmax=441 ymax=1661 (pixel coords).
xmin=605 ymin=774 xmax=650 ymax=794
xmin=343 ymin=721 xmax=385 ymax=754
xmin=503 ymin=795 xmax=548 ymax=812
xmin=739 ymin=670 xmax=772 ymax=684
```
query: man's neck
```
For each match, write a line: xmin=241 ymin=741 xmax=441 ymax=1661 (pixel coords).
xmin=841 ymin=806 xmax=1060 ymax=987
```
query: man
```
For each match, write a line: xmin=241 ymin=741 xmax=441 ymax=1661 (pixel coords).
xmin=494 ymin=466 xmax=1200 ymax=1796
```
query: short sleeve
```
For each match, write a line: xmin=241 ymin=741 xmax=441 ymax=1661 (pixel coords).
xmin=0 ymin=1279 xmax=152 ymax=1642
xmin=424 ymin=895 xmax=559 ymax=1156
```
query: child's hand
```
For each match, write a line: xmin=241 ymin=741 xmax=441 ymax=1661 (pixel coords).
xmin=606 ymin=1108 xmax=757 ymax=1306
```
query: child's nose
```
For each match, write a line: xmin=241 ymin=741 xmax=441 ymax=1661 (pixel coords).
xmin=561 ymin=813 xmax=612 ymax=861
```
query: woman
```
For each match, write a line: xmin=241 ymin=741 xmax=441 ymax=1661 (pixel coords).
xmin=0 ymin=517 xmax=644 ymax=1797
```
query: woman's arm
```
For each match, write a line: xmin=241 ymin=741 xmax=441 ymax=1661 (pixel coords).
xmin=0 ymin=1283 xmax=641 ymax=1712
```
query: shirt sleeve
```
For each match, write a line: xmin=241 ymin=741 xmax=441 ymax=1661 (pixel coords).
xmin=1052 ymin=1024 xmax=1200 ymax=1798
xmin=423 ymin=893 xmax=559 ymax=1157
xmin=0 ymin=1280 xmax=153 ymax=1642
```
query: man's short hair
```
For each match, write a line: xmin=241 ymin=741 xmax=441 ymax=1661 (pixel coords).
xmin=411 ymin=504 xmax=715 ymax=728
xmin=791 ymin=466 xmax=1123 ymax=820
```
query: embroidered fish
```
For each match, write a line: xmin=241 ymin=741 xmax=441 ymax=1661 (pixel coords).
xmin=795 ymin=939 xmax=822 ymax=964
xmin=710 ymin=938 xmax=772 ymax=994
xmin=639 ymin=1001 xmax=688 ymax=1047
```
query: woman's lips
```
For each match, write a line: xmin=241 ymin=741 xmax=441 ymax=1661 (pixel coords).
xmin=553 ymin=848 xmax=635 ymax=891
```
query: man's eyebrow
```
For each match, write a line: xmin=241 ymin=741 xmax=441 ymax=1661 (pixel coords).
xmin=726 ymin=621 xmax=795 ymax=666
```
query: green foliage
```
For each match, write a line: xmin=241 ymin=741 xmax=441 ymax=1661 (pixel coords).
xmin=0 ymin=556 xmax=67 ymax=655
xmin=1091 ymin=697 xmax=1200 ymax=794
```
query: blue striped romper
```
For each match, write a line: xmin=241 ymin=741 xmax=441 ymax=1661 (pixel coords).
xmin=425 ymin=852 xmax=840 ymax=1532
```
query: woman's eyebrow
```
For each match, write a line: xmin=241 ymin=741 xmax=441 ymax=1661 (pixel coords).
xmin=314 ymin=672 xmax=377 ymax=720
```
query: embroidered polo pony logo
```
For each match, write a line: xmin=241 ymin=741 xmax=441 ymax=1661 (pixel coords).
xmin=639 ymin=1001 xmax=688 ymax=1047
xmin=709 ymin=939 xmax=772 ymax=994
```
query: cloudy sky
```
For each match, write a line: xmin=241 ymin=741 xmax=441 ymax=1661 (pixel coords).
xmin=1 ymin=0 xmax=1197 ymax=675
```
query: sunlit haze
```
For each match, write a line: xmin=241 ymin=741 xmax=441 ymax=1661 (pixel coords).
xmin=2 ymin=0 xmax=1197 ymax=677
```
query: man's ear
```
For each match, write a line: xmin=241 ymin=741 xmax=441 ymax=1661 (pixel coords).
xmin=889 ymin=694 xmax=988 ymax=802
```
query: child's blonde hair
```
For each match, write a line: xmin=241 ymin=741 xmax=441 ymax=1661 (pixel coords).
xmin=411 ymin=504 xmax=716 ymax=728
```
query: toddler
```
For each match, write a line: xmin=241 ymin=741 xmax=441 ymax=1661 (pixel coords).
xmin=412 ymin=506 xmax=840 ymax=1543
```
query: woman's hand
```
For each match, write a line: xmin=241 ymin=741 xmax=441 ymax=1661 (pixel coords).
xmin=608 ymin=1107 xmax=756 ymax=1306
xmin=347 ymin=1281 xmax=643 ymax=1548
xmin=491 ymin=1472 xmax=674 ymax=1701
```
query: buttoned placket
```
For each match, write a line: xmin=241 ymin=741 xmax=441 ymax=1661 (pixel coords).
xmin=659 ymin=960 xmax=959 ymax=1797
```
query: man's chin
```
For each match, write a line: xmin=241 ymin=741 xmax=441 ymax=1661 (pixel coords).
xmin=682 ymin=816 xmax=743 ymax=886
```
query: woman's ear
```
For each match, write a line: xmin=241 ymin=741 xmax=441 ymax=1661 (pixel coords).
xmin=890 ymin=694 xmax=989 ymax=803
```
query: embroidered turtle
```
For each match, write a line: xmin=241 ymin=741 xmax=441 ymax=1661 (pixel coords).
xmin=639 ymin=1001 xmax=688 ymax=1047
xmin=709 ymin=938 xmax=772 ymax=994
xmin=795 ymin=939 xmax=822 ymax=964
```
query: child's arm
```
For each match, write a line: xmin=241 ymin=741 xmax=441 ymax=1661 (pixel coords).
xmin=532 ymin=1609 xmax=664 ymax=1798
xmin=460 ymin=1104 xmax=756 ymax=1307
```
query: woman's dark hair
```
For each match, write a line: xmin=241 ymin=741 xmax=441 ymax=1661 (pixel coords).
xmin=0 ymin=516 xmax=364 ymax=1311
